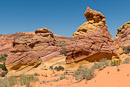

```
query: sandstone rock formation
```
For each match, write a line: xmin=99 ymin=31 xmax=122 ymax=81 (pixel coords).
xmin=35 ymin=27 xmax=54 ymax=38
xmin=66 ymin=7 xmax=116 ymax=63
xmin=5 ymin=28 xmax=64 ymax=76
xmin=0 ymin=32 xmax=35 ymax=54
xmin=3 ymin=7 xmax=130 ymax=76
xmin=115 ymin=21 xmax=130 ymax=46
xmin=73 ymin=7 xmax=107 ymax=36
xmin=114 ymin=21 xmax=130 ymax=59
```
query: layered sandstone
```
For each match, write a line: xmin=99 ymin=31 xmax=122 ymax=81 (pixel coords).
xmin=115 ymin=21 xmax=130 ymax=46
xmin=66 ymin=7 xmax=116 ymax=63
xmin=5 ymin=28 xmax=64 ymax=76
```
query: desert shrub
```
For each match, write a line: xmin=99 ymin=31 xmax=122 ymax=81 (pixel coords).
xmin=60 ymin=49 xmax=67 ymax=56
xmin=123 ymin=45 xmax=130 ymax=54
xmin=51 ymin=79 xmax=59 ymax=82
xmin=0 ymin=62 xmax=7 ymax=71
xmin=49 ymin=65 xmax=53 ymax=70
xmin=0 ymin=54 xmax=8 ymax=73
xmin=110 ymin=60 xmax=121 ymax=66
xmin=0 ymin=71 xmax=8 ymax=77
xmin=0 ymin=75 xmax=39 ymax=87
xmin=123 ymin=57 xmax=130 ymax=64
xmin=34 ymin=73 xmax=40 ymax=76
xmin=73 ymin=65 xmax=95 ymax=81
xmin=19 ymin=75 xmax=39 ymax=87
xmin=91 ymin=58 xmax=109 ymax=70
xmin=59 ymin=74 xmax=67 ymax=80
xmin=54 ymin=66 xmax=64 ymax=71
xmin=0 ymin=77 xmax=17 ymax=87
xmin=0 ymin=54 xmax=7 ymax=62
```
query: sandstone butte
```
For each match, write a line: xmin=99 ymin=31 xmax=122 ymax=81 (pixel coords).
xmin=0 ymin=6 xmax=130 ymax=87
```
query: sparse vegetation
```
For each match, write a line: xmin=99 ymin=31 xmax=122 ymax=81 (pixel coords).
xmin=50 ymin=65 xmax=64 ymax=71
xmin=59 ymin=74 xmax=67 ymax=80
xmin=123 ymin=45 xmax=130 ymax=54
xmin=73 ymin=65 xmax=95 ymax=81
xmin=0 ymin=54 xmax=7 ymax=62
xmin=19 ymin=75 xmax=39 ymax=87
xmin=91 ymin=58 xmax=109 ymax=71
xmin=49 ymin=65 xmax=54 ymax=70
xmin=0 ymin=77 xmax=17 ymax=87
xmin=0 ymin=62 xmax=7 ymax=71
xmin=54 ymin=66 xmax=64 ymax=71
xmin=0 ymin=71 xmax=8 ymax=77
xmin=73 ymin=58 xmax=110 ymax=81
xmin=123 ymin=57 xmax=130 ymax=64
xmin=110 ymin=60 xmax=121 ymax=66
xmin=60 ymin=49 xmax=67 ymax=56
xmin=0 ymin=75 xmax=39 ymax=87
xmin=0 ymin=54 xmax=8 ymax=77
xmin=34 ymin=73 xmax=40 ymax=76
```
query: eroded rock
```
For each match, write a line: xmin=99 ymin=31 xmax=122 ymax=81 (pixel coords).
xmin=67 ymin=7 xmax=117 ymax=63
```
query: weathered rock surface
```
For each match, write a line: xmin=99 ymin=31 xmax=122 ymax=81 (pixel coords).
xmin=0 ymin=32 xmax=35 ymax=54
xmin=73 ymin=7 xmax=107 ymax=36
xmin=67 ymin=7 xmax=117 ymax=63
xmin=35 ymin=27 xmax=54 ymax=38
xmin=115 ymin=21 xmax=130 ymax=46
xmin=5 ymin=28 xmax=64 ymax=76
xmin=114 ymin=21 xmax=130 ymax=59
xmin=3 ymin=7 xmax=130 ymax=76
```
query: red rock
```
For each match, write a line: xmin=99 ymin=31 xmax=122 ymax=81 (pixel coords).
xmin=115 ymin=21 xmax=130 ymax=46
xmin=35 ymin=27 xmax=54 ymax=38
xmin=67 ymin=7 xmax=117 ymax=63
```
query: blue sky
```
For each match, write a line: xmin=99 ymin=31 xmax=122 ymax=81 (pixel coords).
xmin=0 ymin=0 xmax=130 ymax=37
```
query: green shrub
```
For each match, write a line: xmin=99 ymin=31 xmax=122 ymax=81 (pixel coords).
xmin=60 ymin=49 xmax=67 ymax=56
xmin=123 ymin=45 xmax=130 ymax=54
xmin=91 ymin=58 xmax=109 ymax=70
xmin=0 ymin=54 xmax=7 ymax=62
xmin=73 ymin=65 xmax=95 ymax=81
xmin=110 ymin=60 xmax=121 ymax=66
xmin=34 ymin=73 xmax=40 ymax=76
xmin=59 ymin=74 xmax=67 ymax=80
xmin=54 ymin=66 xmax=64 ymax=71
xmin=0 ymin=77 xmax=17 ymax=87
xmin=0 ymin=71 xmax=8 ymax=77
xmin=0 ymin=54 xmax=8 ymax=74
xmin=0 ymin=75 xmax=39 ymax=87
xmin=0 ymin=62 xmax=7 ymax=71
xmin=19 ymin=75 xmax=39 ymax=86
xmin=49 ymin=65 xmax=53 ymax=70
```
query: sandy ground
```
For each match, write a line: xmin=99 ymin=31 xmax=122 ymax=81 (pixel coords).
xmin=22 ymin=63 xmax=130 ymax=87
xmin=87 ymin=63 xmax=130 ymax=87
